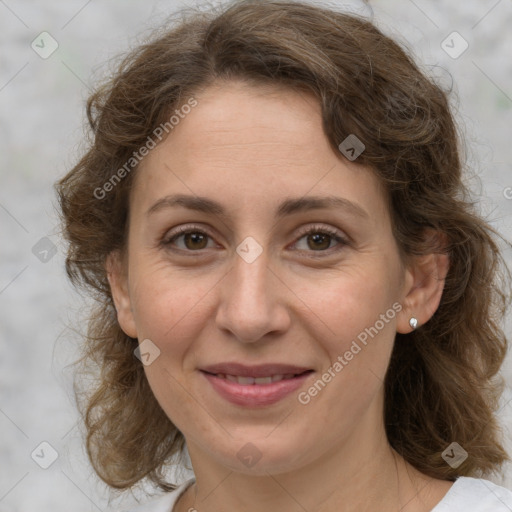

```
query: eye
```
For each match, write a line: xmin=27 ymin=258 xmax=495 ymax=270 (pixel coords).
xmin=162 ymin=225 xmax=216 ymax=252
xmin=162 ymin=223 xmax=349 ymax=256
xmin=292 ymin=224 xmax=349 ymax=255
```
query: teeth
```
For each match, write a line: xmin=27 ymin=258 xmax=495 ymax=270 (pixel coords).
xmin=255 ymin=377 xmax=273 ymax=385
xmin=217 ymin=373 xmax=295 ymax=385
xmin=237 ymin=376 xmax=256 ymax=385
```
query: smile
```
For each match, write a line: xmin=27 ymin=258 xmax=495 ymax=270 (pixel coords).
xmin=208 ymin=372 xmax=306 ymax=385
xmin=200 ymin=370 xmax=314 ymax=406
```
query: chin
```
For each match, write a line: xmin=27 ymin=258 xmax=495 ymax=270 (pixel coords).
xmin=212 ymin=436 xmax=313 ymax=476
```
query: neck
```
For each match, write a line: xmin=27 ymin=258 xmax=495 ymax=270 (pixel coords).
xmin=177 ymin=420 xmax=439 ymax=512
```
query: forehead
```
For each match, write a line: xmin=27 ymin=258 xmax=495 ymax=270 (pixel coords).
xmin=130 ymin=80 xmax=389 ymax=225
xmin=145 ymin=81 xmax=331 ymax=170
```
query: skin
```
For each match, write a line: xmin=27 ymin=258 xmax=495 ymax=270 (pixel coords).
xmin=107 ymin=80 xmax=452 ymax=512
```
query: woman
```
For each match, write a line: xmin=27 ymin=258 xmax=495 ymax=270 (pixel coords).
xmin=56 ymin=0 xmax=512 ymax=510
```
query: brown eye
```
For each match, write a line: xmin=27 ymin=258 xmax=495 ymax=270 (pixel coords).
xmin=163 ymin=227 xmax=215 ymax=252
xmin=305 ymin=232 xmax=332 ymax=250
xmin=181 ymin=232 xmax=209 ymax=250
xmin=293 ymin=225 xmax=348 ymax=254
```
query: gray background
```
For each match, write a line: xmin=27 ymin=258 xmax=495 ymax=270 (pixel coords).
xmin=1 ymin=0 xmax=511 ymax=510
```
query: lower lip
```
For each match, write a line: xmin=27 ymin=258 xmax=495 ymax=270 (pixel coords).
xmin=200 ymin=371 xmax=313 ymax=407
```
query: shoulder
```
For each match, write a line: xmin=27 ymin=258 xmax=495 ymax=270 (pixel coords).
xmin=432 ymin=476 xmax=512 ymax=511
xmin=120 ymin=478 xmax=196 ymax=512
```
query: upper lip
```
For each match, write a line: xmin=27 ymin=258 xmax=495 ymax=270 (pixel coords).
xmin=200 ymin=363 xmax=313 ymax=378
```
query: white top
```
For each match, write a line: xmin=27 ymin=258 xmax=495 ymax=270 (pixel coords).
xmin=124 ymin=476 xmax=512 ymax=512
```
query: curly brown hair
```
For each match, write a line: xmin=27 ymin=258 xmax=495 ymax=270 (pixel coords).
xmin=55 ymin=0 xmax=512 ymax=492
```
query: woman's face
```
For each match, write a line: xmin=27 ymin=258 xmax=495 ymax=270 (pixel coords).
xmin=109 ymin=80 xmax=419 ymax=475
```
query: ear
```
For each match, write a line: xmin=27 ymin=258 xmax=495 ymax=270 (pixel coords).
xmin=105 ymin=250 xmax=138 ymax=338
xmin=397 ymin=230 xmax=450 ymax=334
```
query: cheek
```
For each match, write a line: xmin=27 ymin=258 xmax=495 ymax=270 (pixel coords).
xmin=303 ymin=262 xmax=399 ymax=337
xmin=300 ymin=260 xmax=401 ymax=386
xmin=298 ymin=276 xmax=398 ymax=431
xmin=129 ymin=255 xmax=209 ymax=337
xmin=128 ymin=266 xmax=215 ymax=427
xmin=128 ymin=259 xmax=222 ymax=385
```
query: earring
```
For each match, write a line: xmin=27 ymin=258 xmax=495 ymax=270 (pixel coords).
xmin=409 ymin=317 xmax=418 ymax=330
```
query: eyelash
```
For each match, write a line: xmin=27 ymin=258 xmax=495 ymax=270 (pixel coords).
xmin=162 ymin=223 xmax=349 ymax=258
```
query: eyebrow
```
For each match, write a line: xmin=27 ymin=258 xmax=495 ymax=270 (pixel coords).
xmin=146 ymin=193 xmax=369 ymax=220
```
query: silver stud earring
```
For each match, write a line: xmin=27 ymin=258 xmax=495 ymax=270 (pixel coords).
xmin=409 ymin=317 xmax=418 ymax=330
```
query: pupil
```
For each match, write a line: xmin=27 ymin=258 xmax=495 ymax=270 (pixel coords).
xmin=309 ymin=233 xmax=330 ymax=250
xmin=186 ymin=232 xmax=207 ymax=249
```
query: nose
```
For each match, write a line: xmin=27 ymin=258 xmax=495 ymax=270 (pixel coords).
xmin=214 ymin=245 xmax=291 ymax=344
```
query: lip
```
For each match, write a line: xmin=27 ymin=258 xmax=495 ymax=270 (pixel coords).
xmin=200 ymin=370 xmax=314 ymax=407
xmin=199 ymin=362 xmax=312 ymax=378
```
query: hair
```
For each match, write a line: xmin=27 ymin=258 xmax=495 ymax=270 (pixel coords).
xmin=55 ymin=0 xmax=512 ymax=492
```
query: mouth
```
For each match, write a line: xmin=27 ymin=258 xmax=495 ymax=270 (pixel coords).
xmin=200 ymin=370 xmax=314 ymax=386
xmin=199 ymin=362 xmax=314 ymax=378
xmin=199 ymin=366 xmax=315 ymax=407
